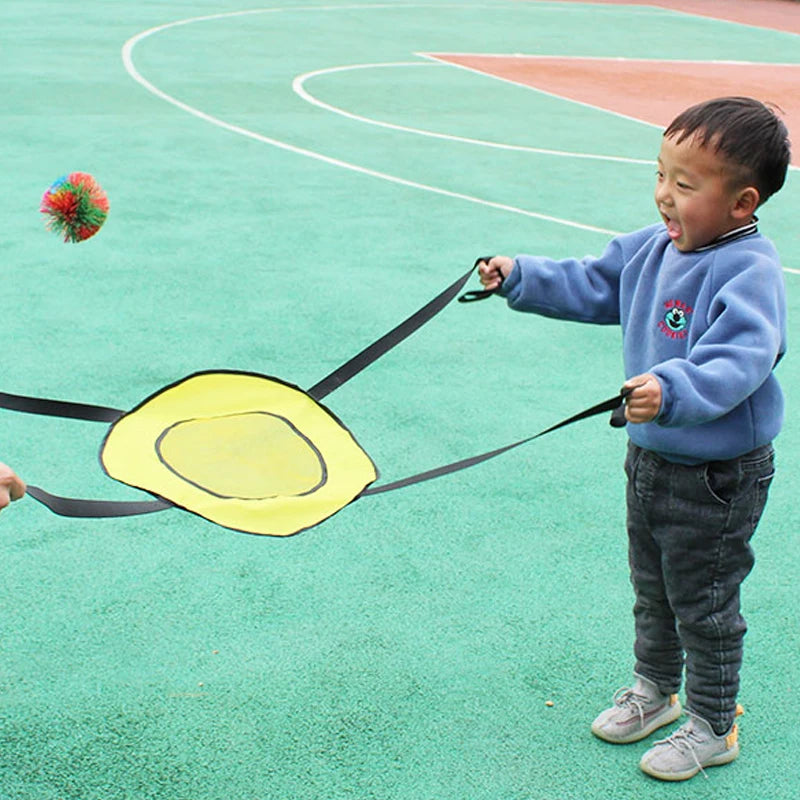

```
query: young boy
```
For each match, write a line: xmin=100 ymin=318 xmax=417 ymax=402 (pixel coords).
xmin=477 ymin=96 xmax=791 ymax=781
xmin=0 ymin=461 xmax=25 ymax=512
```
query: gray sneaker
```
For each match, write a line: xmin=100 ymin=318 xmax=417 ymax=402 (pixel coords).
xmin=591 ymin=675 xmax=682 ymax=744
xmin=639 ymin=712 xmax=740 ymax=781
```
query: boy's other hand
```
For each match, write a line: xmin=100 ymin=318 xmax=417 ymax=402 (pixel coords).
xmin=477 ymin=256 xmax=514 ymax=291
xmin=623 ymin=374 xmax=662 ymax=423
xmin=0 ymin=462 xmax=26 ymax=512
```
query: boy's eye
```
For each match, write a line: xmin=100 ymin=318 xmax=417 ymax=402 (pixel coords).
xmin=676 ymin=181 xmax=692 ymax=190
xmin=655 ymin=170 xmax=664 ymax=180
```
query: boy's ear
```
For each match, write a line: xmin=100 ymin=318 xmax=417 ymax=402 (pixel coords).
xmin=732 ymin=186 xmax=760 ymax=218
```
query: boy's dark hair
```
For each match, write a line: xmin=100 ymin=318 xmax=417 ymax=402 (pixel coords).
xmin=664 ymin=96 xmax=791 ymax=205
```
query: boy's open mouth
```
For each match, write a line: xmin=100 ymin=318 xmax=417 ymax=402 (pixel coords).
xmin=661 ymin=212 xmax=682 ymax=241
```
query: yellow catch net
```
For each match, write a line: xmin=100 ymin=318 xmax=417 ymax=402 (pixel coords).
xmin=101 ymin=371 xmax=377 ymax=536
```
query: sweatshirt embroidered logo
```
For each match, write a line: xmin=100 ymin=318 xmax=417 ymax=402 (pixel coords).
xmin=659 ymin=300 xmax=693 ymax=339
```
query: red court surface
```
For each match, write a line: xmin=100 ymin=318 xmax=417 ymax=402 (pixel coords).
xmin=534 ymin=0 xmax=800 ymax=35
xmin=427 ymin=54 xmax=800 ymax=165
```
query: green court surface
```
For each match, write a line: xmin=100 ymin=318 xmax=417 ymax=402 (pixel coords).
xmin=1 ymin=1 xmax=798 ymax=798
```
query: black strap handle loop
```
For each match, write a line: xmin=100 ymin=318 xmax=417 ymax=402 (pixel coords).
xmin=458 ymin=255 xmax=501 ymax=303
xmin=457 ymin=288 xmax=497 ymax=303
xmin=609 ymin=385 xmax=637 ymax=427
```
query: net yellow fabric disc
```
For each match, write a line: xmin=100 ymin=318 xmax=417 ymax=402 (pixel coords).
xmin=100 ymin=371 xmax=378 ymax=536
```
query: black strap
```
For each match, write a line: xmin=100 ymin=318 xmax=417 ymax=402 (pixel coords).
xmin=308 ymin=265 xmax=477 ymax=400
xmin=362 ymin=389 xmax=629 ymax=495
xmin=0 ymin=393 xmax=169 ymax=517
xmin=609 ymin=402 xmax=628 ymax=428
xmin=0 ymin=391 xmax=124 ymax=422
xmin=26 ymin=485 xmax=173 ymax=517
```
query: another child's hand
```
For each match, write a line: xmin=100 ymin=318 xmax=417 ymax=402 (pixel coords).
xmin=623 ymin=374 xmax=662 ymax=423
xmin=477 ymin=256 xmax=514 ymax=291
xmin=0 ymin=462 xmax=26 ymax=512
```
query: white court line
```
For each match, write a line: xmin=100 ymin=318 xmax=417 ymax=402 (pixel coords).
xmin=431 ymin=53 xmax=800 ymax=68
xmin=292 ymin=62 xmax=654 ymax=166
xmin=121 ymin=10 xmax=620 ymax=237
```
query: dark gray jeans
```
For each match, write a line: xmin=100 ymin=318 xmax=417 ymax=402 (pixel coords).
xmin=625 ymin=441 xmax=775 ymax=735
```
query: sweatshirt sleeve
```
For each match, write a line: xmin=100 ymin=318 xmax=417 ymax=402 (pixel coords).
xmin=652 ymin=250 xmax=786 ymax=428
xmin=498 ymin=235 xmax=629 ymax=324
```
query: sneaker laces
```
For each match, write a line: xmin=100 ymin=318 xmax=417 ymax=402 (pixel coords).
xmin=653 ymin=722 xmax=709 ymax=779
xmin=611 ymin=687 xmax=651 ymax=728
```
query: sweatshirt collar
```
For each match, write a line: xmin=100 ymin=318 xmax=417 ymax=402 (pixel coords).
xmin=692 ymin=216 xmax=759 ymax=252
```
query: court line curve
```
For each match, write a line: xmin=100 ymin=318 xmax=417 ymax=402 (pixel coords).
xmin=292 ymin=62 xmax=654 ymax=166
xmin=121 ymin=6 xmax=621 ymax=237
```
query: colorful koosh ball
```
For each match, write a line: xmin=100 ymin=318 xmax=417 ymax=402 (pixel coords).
xmin=40 ymin=172 xmax=109 ymax=242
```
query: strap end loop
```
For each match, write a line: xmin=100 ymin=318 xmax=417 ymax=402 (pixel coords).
xmin=457 ymin=255 xmax=501 ymax=303
xmin=609 ymin=386 xmax=633 ymax=428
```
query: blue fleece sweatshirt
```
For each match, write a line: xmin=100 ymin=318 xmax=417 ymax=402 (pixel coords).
xmin=499 ymin=223 xmax=787 ymax=464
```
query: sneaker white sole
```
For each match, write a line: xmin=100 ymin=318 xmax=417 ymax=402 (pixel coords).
xmin=591 ymin=698 xmax=682 ymax=744
xmin=640 ymin=741 xmax=740 ymax=781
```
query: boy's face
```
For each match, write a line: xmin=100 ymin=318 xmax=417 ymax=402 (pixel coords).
xmin=654 ymin=133 xmax=749 ymax=252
